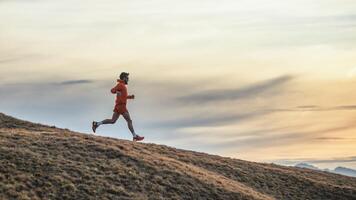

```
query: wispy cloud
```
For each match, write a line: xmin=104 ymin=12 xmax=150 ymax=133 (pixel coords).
xmin=296 ymin=105 xmax=318 ymax=109
xmin=332 ymin=105 xmax=356 ymax=111
xmin=273 ymin=105 xmax=356 ymax=112
xmin=58 ymin=79 xmax=93 ymax=85
xmin=176 ymin=75 xmax=294 ymax=104
xmin=148 ymin=109 xmax=272 ymax=129
xmin=138 ymin=75 xmax=296 ymax=130
xmin=0 ymin=54 xmax=41 ymax=64
xmin=309 ymin=156 xmax=356 ymax=164
xmin=206 ymin=131 xmax=305 ymax=150
xmin=309 ymin=125 xmax=356 ymax=135
xmin=192 ymin=123 xmax=356 ymax=151
xmin=0 ymin=57 xmax=24 ymax=63
xmin=274 ymin=156 xmax=356 ymax=166
xmin=314 ymin=137 xmax=349 ymax=141
xmin=0 ymin=79 xmax=95 ymax=90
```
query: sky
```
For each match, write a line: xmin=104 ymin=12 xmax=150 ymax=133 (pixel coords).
xmin=1 ymin=0 xmax=356 ymax=170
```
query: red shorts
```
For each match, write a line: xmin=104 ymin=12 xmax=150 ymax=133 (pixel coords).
xmin=113 ymin=104 xmax=128 ymax=114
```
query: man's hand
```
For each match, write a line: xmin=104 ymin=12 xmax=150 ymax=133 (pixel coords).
xmin=116 ymin=91 xmax=122 ymax=96
xmin=130 ymin=95 xmax=135 ymax=99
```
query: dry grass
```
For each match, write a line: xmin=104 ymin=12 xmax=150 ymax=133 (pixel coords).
xmin=0 ymin=113 xmax=355 ymax=200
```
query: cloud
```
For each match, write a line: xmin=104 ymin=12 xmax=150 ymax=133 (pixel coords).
xmin=296 ymin=105 xmax=318 ymax=109
xmin=0 ymin=79 xmax=95 ymax=90
xmin=176 ymin=75 xmax=294 ymax=104
xmin=194 ymin=123 xmax=356 ymax=152
xmin=273 ymin=105 xmax=356 ymax=112
xmin=58 ymin=79 xmax=93 ymax=85
xmin=0 ymin=57 xmax=23 ymax=64
xmin=332 ymin=105 xmax=356 ymax=111
xmin=274 ymin=156 xmax=356 ymax=166
xmin=309 ymin=156 xmax=356 ymax=164
xmin=148 ymin=109 xmax=272 ymax=129
xmin=309 ymin=125 xmax=356 ymax=135
xmin=138 ymin=76 xmax=355 ymax=134
xmin=207 ymin=131 xmax=305 ymax=150
xmin=0 ymin=54 xmax=40 ymax=64
xmin=314 ymin=137 xmax=348 ymax=141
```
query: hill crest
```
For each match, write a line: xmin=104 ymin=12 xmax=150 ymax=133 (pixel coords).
xmin=0 ymin=113 xmax=355 ymax=199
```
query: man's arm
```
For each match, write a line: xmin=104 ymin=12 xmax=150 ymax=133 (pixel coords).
xmin=127 ymin=95 xmax=135 ymax=99
xmin=111 ymin=84 xmax=122 ymax=95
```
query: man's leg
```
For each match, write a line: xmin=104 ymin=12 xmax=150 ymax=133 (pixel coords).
xmin=122 ymin=111 xmax=144 ymax=141
xmin=100 ymin=112 xmax=120 ymax=125
xmin=92 ymin=112 xmax=120 ymax=133
xmin=121 ymin=111 xmax=136 ymax=136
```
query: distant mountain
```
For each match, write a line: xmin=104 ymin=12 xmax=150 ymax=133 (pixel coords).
xmin=1 ymin=112 xmax=356 ymax=200
xmin=295 ymin=163 xmax=356 ymax=178
xmin=295 ymin=163 xmax=320 ymax=170
xmin=334 ymin=167 xmax=356 ymax=177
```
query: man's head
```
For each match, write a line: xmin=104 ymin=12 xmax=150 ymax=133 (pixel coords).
xmin=119 ymin=72 xmax=129 ymax=84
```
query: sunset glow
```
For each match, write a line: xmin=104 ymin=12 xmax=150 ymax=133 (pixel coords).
xmin=1 ymin=0 xmax=356 ymax=169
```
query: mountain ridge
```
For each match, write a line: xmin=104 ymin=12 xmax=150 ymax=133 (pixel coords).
xmin=295 ymin=163 xmax=356 ymax=177
xmin=0 ymin=113 xmax=355 ymax=199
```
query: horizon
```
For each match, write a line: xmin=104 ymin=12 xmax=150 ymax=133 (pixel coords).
xmin=1 ymin=0 xmax=356 ymax=170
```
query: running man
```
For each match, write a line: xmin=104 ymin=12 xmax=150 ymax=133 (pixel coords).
xmin=92 ymin=72 xmax=144 ymax=142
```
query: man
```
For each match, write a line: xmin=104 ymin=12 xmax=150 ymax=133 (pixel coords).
xmin=92 ymin=72 xmax=144 ymax=142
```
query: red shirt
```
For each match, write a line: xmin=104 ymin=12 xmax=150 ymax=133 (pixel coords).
xmin=110 ymin=80 xmax=133 ymax=105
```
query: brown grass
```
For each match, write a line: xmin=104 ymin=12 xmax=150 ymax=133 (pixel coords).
xmin=0 ymin=113 xmax=355 ymax=200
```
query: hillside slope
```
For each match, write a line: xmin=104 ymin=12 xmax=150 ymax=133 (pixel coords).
xmin=0 ymin=113 xmax=355 ymax=200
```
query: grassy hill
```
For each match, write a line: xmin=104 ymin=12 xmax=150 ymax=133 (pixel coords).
xmin=0 ymin=113 xmax=355 ymax=200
